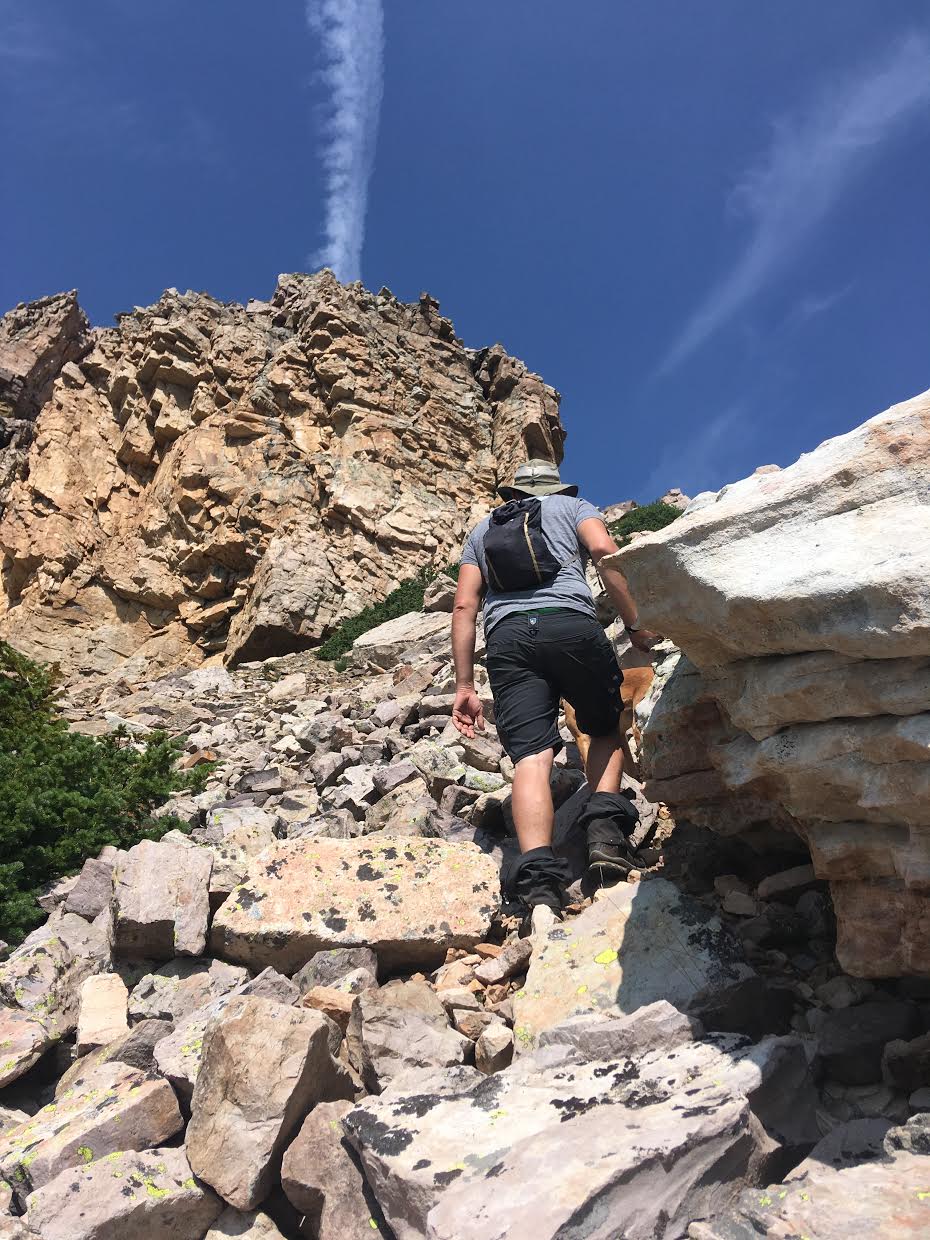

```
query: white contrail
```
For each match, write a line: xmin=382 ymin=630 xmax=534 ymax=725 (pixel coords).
xmin=306 ymin=0 xmax=384 ymax=283
xmin=658 ymin=33 xmax=930 ymax=375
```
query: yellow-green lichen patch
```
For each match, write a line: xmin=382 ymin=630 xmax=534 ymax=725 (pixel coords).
xmin=77 ymin=1146 xmax=94 ymax=1163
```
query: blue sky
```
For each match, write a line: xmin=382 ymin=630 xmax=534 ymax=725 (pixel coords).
xmin=2 ymin=1 xmax=929 ymax=506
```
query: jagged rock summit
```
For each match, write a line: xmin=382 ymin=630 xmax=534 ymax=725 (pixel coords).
xmin=0 ymin=273 xmax=563 ymax=682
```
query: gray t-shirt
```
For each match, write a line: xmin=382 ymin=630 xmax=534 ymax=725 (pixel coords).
xmin=461 ymin=494 xmax=605 ymax=632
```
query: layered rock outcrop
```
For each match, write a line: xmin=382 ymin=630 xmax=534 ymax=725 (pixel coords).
xmin=612 ymin=389 xmax=930 ymax=976
xmin=0 ymin=273 xmax=563 ymax=681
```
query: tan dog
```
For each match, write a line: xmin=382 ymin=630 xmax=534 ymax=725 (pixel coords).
xmin=563 ymin=665 xmax=654 ymax=781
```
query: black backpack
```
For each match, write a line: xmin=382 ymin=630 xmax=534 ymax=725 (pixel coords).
xmin=483 ymin=497 xmax=563 ymax=592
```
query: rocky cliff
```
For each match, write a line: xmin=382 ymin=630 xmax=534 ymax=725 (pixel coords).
xmin=612 ymin=389 xmax=930 ymax=978
xmin=0 ymin=275 xmax=563 ymax=682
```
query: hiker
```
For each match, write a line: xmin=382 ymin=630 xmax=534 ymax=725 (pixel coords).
xmin=451 ymin=459 xmax=659 ymax=924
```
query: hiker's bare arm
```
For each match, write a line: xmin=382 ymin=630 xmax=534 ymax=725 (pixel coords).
xmin=451 ymin=563 xmax=486 ymax=737
xmin=577 ymin=517 xmax=660 ymax=652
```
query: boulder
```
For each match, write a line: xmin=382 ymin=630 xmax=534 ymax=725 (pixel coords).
xmin=25 ymin=1146 xmax=223 ymax=1240
xmin=210 ymin=837 xmax=499 ymax=974
xmin=292 ymin=947 xmax=378 ymax=996
xmin=346 ymin=980 xmax=470 ymax=1093
xmin=0 ymin=1006 xmax=52 ymax=1088
xmin=153 ymin=967 xmax=297 ymax=1100
xmin=62 ymin=856 xmax=116 ymax=921
xmin=128 ymin=958 xmax=250 ymax=1023
xmin=301 ymin=986 xmax=356 ymax=1032
xmin=345 ymin=1034 xmax=809 ymax=1240
xmin=186 ymin=996 xmax=353 ymax=1211
xmin=208 ymin=823 xmax=278 ymax=907
xmin=512 ymin=878 xmax=753 ymax=1050
xmin=817 ymin=999 xmax=920 ymax=1085
xmin=474 ymin=1023 xmax=514 ymax=1074
xmin=0 ymin=913 xmax=110 ymax=1040
xmin=689 ymin=1151 xmax=930 ymax=1239
xmin=75 ymin=974 xmax=129 ymax=1056
xmin=352 ymin=612 xmax=451 ymax=671
xmin=536 ymin=1000 xmax=700 ymax=1061
xmin=0 ymin=1060 xmax=182 ymax=1200
xmin=883 ymin=1031 xmax=930 ymax=1092
xmin=55 ymin=1019 xmax=173 ymax=1095
xmin=111 ymin=840 xmax=212 ymax=959
xmin=205 ymin=1207 xmax=289 ymax=1238
xmin=613 ymin=389 xmax=930 ymax=978
xmin=281 ymin=1100 xmax=389 ymax=1239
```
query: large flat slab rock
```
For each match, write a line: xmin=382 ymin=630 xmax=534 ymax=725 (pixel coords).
xmin=26 ymin=1145 xmax=223 ymax=1240
xmin=344 ymin=1034 xmax=801 ymax=1240
xmin=0 ymin=1060 xmax=182 ymax=1201
xmin=111 ymin=839 xmax=213 ymax=959
xmin=211 ymin=837 xmax=499 ymax=973
xmin=512 ymin=878 xmax=753 ymax=1050
xmin=186 ymin=996 xmax=353 ymax=1211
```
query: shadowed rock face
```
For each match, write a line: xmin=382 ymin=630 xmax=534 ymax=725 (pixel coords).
xmin=0 ymin=272 xmax=564 ymax=683
xmin=612 ymin=388 xmax=930 ymax=977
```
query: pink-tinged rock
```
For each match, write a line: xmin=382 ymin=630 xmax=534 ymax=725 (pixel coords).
xmin=0 ymin=1005 xmax=52 ymax=1087
xmin=0 ymin=913 xmax=110 ymax=1040
xmin=111 ymin=839 xmax=212 ymax=959
xmin=25 ymin=1146 xmax=223 ymax=1240
xmin=185 ymin=996 xmax=353 ymax=1211
xmin=0 ymin=1060 xmax=182 ymax=1201
xmin=210 ymin=837 xmax=499 ymax=974
xmin=75 ymin=975 xmax=129 ymax=1057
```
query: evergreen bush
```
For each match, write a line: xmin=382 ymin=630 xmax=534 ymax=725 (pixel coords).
xmin=608 ymin=500 xmax=682 ymax=547
xmin=0 ymin=642 xmax=202 ymax=946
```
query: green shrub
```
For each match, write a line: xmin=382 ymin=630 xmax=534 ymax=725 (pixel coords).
xmin=0 ymin=642 xmax=199 ymax=946
xmin=317 ymin=566 xmax=456 ymax=663
xmin=608 ymin=501 xmax=682 ymax=547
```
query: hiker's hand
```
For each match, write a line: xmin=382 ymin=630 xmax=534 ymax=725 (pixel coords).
xmin=629 ymin=628 xmax=661 ymax=652
xmin=452 ymin=687 xmax=485 ymax=738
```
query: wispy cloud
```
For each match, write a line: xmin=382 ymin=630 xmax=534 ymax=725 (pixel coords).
xmin=306 ymin=0 xmax=385 ymax=283
xmin=658 ymin=33 xmax=930 ymax=375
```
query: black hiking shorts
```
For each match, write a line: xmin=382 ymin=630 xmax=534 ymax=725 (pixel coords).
xmin=485 ymin=609 xmax=623 ymax=763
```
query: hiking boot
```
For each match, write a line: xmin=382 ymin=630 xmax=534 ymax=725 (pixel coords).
xmin=578 ymin=790 xmax=641 ymax=886
xmin=586 ymin=833 xmax=639 ymax=883
xmin=501 ymin=846 xmax=569 ymax=934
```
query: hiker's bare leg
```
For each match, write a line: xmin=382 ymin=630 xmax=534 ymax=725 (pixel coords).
xmin=511 ymin=748 xmax=555 ymax=852
xmin=586 ymin=731 xmax=624 ymax=794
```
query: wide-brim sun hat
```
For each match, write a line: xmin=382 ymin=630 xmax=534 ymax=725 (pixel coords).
xmin=498 ymin=458 xmax=578 ymax=501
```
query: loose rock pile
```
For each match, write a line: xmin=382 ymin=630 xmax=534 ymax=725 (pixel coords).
xmin=2 ymin=571 xmax=929 ymax=1237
